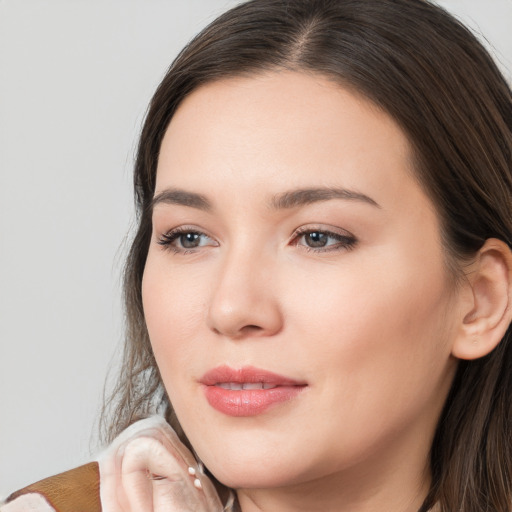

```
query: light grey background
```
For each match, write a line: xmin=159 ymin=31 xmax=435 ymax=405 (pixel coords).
xmin=1 ymin=0 xmax=511 ymax=497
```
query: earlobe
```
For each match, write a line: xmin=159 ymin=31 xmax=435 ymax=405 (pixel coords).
xmin=451 ymin=238 xmax=512 ymax=360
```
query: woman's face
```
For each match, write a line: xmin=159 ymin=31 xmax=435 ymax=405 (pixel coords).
xmin=142 ymin=71 xmax=461 ymax=494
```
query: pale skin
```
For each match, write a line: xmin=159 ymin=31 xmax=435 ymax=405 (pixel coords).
xmin=140 ymin=71 xmax=512 ymax=512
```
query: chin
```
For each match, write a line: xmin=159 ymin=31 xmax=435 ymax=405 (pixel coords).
xmin=210 ymin=465 xmax=300 ymax=491
xmin=198 ymin=442 xmax=312 ymax=490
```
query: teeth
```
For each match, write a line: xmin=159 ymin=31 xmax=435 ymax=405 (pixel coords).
xmin=242 ymin=383 xmax=265 ymax=390
xmin=215 ymin=382 xmax=278 ymax=390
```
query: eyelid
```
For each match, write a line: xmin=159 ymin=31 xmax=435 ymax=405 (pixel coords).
xmin=291 ymin=225 xmax=357 ymax=253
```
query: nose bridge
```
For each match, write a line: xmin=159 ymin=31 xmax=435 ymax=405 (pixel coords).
xmin=206 ymin=241 xmax=282 ymax=339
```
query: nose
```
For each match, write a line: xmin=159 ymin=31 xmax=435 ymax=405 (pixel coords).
xmin=206 ymin=249 xmax=283 ymax=340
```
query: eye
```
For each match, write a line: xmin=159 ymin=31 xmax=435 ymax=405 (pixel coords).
xmin=157 ymin=227 xmax=218 ymax=253
xmin=293 ymin=228 xmax=357 ymax=252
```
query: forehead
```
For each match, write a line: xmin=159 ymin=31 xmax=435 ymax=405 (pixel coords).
xmin=155 ymin=71 xmax=425 ymax=216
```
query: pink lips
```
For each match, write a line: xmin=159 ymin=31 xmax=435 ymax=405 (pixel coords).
xmin=200 ymin=365 xmax=307 ymax=417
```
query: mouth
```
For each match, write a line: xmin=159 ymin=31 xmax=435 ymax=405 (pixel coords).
xmin=216 ymin=382 xmax=279 ymax=390
xmin=199 ymin=365 xmax=307 ymax=417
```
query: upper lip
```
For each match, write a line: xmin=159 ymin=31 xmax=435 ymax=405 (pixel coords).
xmin=200 ymin=365 xmax=307 ymax=387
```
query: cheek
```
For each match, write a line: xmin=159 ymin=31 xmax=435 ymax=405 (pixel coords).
xmin=268 ymin=259 xmax=456 ymax=473
xmin=309 ymin=254 xmax=456 ymax=426
xmin=291 ymin=249 xmax=452 ymax=347
xmin=285 ymin=237 xmax=456 ymax=390
xmin=141 ymin=253 xmax=208 ymax=379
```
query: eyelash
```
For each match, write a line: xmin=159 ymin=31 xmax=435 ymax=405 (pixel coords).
xmin=157 ymin=226 xmax=357 ymax=254
xmin=291 ymin=227 xmax=357 ymax=253
xmin=157 ymin=226 xmax=217 ymax=254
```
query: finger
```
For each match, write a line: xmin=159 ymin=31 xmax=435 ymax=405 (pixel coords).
xmin=135 ymin=425 xmax=224 ymax=509
xmin=98 ymin=416 xmax=224 ymax=511
xmin=99 ymin=420 xmax=191 ymax=512
xmin=121 ymin=437 xmax=202 ymax=511
xmin=135 ymin=425 xmax=196 ymax=470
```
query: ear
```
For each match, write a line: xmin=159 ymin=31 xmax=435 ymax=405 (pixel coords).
xmin=452 ymin=238 xmax=512 ymax=360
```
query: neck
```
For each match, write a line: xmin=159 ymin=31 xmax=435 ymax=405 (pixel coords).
xmin=237 ymin=470 xmax=430 ymax=512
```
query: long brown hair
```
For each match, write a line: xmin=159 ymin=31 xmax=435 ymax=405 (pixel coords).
xmin=102 ymin=1 xmax=512 ymax=510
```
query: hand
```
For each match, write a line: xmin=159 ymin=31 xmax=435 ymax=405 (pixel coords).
xmin=98 ymin=416 xmax=224 ymax=512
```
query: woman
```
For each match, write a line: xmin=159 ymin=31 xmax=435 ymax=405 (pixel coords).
xmin=3 ymin=0 xmax=512 ymax=511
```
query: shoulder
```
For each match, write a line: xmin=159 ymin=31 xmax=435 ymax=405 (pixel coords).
xmin=1 ymin=462 xmax=101 ymax=512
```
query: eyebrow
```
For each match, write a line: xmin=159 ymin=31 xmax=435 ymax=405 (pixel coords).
xmin=269 ymin=187 xmax=380 ymax=209
xmin=150 ymin=186 xmax=380 ymax=212
xmin=151 ymin=189 xmax=212 ymax=211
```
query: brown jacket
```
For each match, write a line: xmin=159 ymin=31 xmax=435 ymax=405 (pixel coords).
xmin=3 ymin=462 xmax=101 ymax=512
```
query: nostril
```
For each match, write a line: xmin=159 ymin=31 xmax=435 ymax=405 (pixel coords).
xmin=211 ymin=323 xmax=266 ymax=339
xmin=247 ymin=325 xmax=263 ymax=331
xmin=240 ymin=325 xmax=264 ymax=335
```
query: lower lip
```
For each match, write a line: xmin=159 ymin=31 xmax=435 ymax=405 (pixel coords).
xmin=203 ymin=385 xmax=306 ymax=417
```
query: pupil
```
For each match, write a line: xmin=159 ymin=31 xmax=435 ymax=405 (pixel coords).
xmin=181 ymin=233 xmax=200 ymax=248
xmin=306 ymin=232 xmax=327 ymax=247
